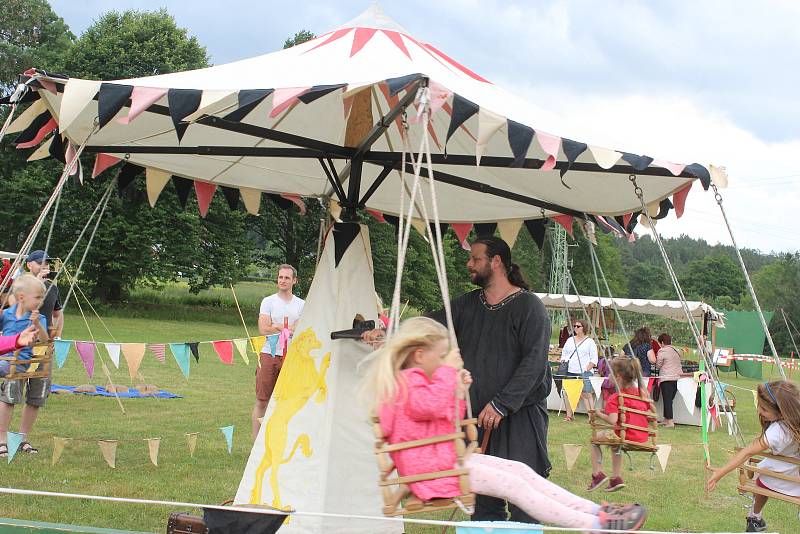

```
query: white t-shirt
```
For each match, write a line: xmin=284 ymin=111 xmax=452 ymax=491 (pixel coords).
xmin=757 ymin=421 xmax=800 ymax=496
xmin=560 ymin=336 xmax=598 ymax=374
xmin=259 ymin=293 xmax=305 ymax=355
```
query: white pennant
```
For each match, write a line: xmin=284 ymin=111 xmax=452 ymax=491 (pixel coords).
xmin=476 ymin=107 xmax=505 ymax=166
xmin=184 ymin=90 xmax=235 ymax=122
xmin=497 ymin=219 xmax=523 ymax=248
xmin=655 ymin=444 xmax=671 ymax=472
xmin=588 ymin=145 xmax=622 ymax=169
xmin=27 ymin=137 xmax=54 ymax=161
xmin=589 ymin=376 xmax=605 ymax=400
xmin=563 ymin=444 xmax=583 ymax=471
xmin=7 ymin=99 xmax=46 ymax=134
xmin=59 ymin=79 xmax=101 ymax=133
xmin=710 ymin=164 xmax=729 ymax=189
xmin=677 ymin=377 xmax=697 ymax=416
xmin=146 ymin=168 xmax=171 ymax=207
xmin=104 ymin=343 xmax=121 ymax=369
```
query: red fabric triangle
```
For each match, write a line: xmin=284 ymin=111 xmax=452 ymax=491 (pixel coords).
xmin=377 ymin=83 xmax=404 ymax=136
xmin=212 ymin=340 xmax=234 ymax=365
xmin=16 ymin=118 xmax=57 ymax=149
xmin=280 ymin=194 xmax=306 ymax=215
xmin=350 ymin=28 xmax=378 ymax=57
xmin=381 ymin=30 xmax=411 ymax=59
xmin=623 ymin=213 xmax=633 ymax=229
xmin=367 ymin=210 xmax=386 ymax=223
xmin=672 ymin=183 xmax=693 ymax=218
xmin=92 ymin=153 xmax=122 ymax=178
xmin=552 ymin=215 xmax=574 ymax=238
xmin=450 ymin=223 xmax=473 ymax=250
xmin=306 ymin=28 xmax=353 ymax=53
xmin=194 ymin=181 xmax=217 ymax=217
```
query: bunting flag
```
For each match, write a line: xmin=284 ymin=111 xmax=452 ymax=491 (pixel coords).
xmin=280 ymin=194 xmax=306 ymax=215
xmin=672 ymin=183 xmax=692 ymax=218
xmin=6 ymin=99 xmax=46 ymax=134
xmin=507 ymin=120 xmax=534 ymax=168
xmin=476 ymin=107 xmax=505 ymax=165
xmin=524 ymin=219 xmax=547 ymax=250
xmin=146 ymin=168 xmax=171 ymax=207
xmin=267 ymin=334 xmax=279 ymax=356
xmin=563 ymin=444 xmax=582 ymax=471
xmin=588 ymin=145 xmax=622 ymax=169
xmin=561 ymin=138 xmax=588 ymax=178
xmin=59 ymin=79 xmax=101 ymax=133
xmin=98 ymin=440 xmax=118 ymax=468
xmin=677 ymin=377 xmax=698 ymax=416
xmin=145 ymin=438 xmax=161 ymax=466
xmin=194 ymin=181 xmax=218 ymax=217
xmin=54 ymin=339 xmax=71 ymax=368
xmin=119 ymin=86 xmax=167 ymax=124
xmin=221 ymin=186 xmax=239 ymax=211
xmin=233 ymin=339 xmax=250 ymax=366
xmin=104 ymin=343 xmax=121 ymax=369
xmin=270 ymin=87 xmax=310 ymax=118
xmin=92 ymin=154 xmax=122 ymax=178
xmin=223 ymin=89 xmax=273 ymax=122
xmin=188 ymin=342 xmax=200 ymax=363
xmin=445 ymin=94 xmax=479 ymax=149
xmin=250 ymin=336 xmax=266 ymax=354
xmin=121 ymin=343 xmax=146 ymax=381
xmin=450 ymin=223 xmax=472 ymax=250
xmin=186 ymin=432 xmax=199 ymax=457
xmin=589 ymin=377 xmax=605 ymax=400
xmin=562 ymin=379 xmax=584 ymax=413
xmin=149 ymin=343 xmax=166 ymax=363
xmin=239 ymin=187 xmax=262 ymax=215
xmin=52 ymin=437 xmax=71 ymax=466
xmin=74 ymin=341 xmax=95 ymax=378
xmin=473 ymin=222 xmax=497 ymax=238
xmin=116 ymin=163 xmax=144 ymax=195
xmin=366 ymin=210 xmax=385 ymax=223
xmin=536 ymin=131 xmax=561 ymax=171
xmin=552 ymin=214 xmax=574 ymax=238
xmin=212 ymin=340 xmax=234 ymax=365
xmin=655 ymin=444 xmax=671 ymax=472
xmin=710 ymin=164 xmax=728 ymax=188
xmin=752 ymin=389 xmax=759 ymax=409
xmin=98 ymin=82 xmax=134 ymax=129
xmin=167 ymin=88 xmax=202 ymax=141
xmin=27 ymin=136 xmax=54 ymax=161
xmin=220 ymin=426 xmax=234 ymax=454
xmin=497 ymin=219 xmax=523 ymax=248
xmin=6 ymin=432 xmax=23 ymax=464
xmin=173 ymin=176 xmax=193 ymax=208
xmin=169 ymin=343 xmax=191 ymax=379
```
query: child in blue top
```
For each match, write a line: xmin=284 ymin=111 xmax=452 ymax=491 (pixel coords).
xmin=1 ymin=274 xmax=48 ymax=375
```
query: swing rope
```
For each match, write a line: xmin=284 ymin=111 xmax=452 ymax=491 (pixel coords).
xmin=780 ymin=309 xmax=800 ymax=364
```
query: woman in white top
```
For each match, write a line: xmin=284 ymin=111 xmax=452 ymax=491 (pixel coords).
xmin=559 ymin=318 xmax=598 ymax=421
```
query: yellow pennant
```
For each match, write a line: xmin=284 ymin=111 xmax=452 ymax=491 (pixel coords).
xmin=497 ymin=219 xmax=523 ymax=248
xmin=145 ymin=168 xmax=171 ymax=207
xmin=562 ymin=379 xmax=584 ymax=413
xmin=233 ymin=338 xmax=250 ymax=366
xmin=98 ymin=440 xmax=118 ymax=469
xmin=563 ymin=444 xmax=582 ymax=471
xmin=655 ymin=444 xmax=672 ymax=473
xmin=250 ymin=336 xmax=266 ymax=354
xmin=185 ymin=432 xmax=198 ymax=457
xmin=145 ymin=438 xmax=160 ymax=466
xmin=239 ymin=187 xmax=262 ymax=215
xmin=752 ymin=389 xmax=759 ymax=409
xmin=52 ymin=437 xmax=71 ymax=466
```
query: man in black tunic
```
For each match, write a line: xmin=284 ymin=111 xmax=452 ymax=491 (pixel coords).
xmin=430 ymin=236 xmax=552 ymax=523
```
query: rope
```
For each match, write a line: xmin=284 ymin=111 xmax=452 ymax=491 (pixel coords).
xmin=43 ymin=185 xmax=62 ymax=257
xmin=780 ymin=309 xmax=800 ymax=365
xmin=0 ymin=103 xmax=18 ymax=144
xmin=229 ymin=283 xmax=255 ymax=351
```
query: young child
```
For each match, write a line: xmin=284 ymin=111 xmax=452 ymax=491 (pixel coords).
xmin=588 ymin=357 xmax=651 ymax=492
xmin=0 ymin=274 xmax=48 ymax=457
xmin=706 ymin=380 xmax=800 ymax=533
xmin=364 ymin=316 xmax=647 ymax=533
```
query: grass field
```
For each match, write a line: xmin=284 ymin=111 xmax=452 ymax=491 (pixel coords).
xmin=0 ymin=306 xmax=795 ymax=533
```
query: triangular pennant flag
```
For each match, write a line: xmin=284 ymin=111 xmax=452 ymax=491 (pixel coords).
xmin=224 ymin=89 xmax=273 ymax=122
xmin=497 ymin=219 xmax=523 ymax=248
xmin=98 ymin=83 xmax=134 ymax=129
xmin=536 ymin=131 xmax=561 ymax=171
xmin=333 ymin=222 xmax=360 ymax=268
xmin=146 ymin=168 xmax=171 ymax=207
xmin=48 ymin=130 xmax=66 ymax=164
xmin=507 ymin=120 xmax=534 ymax=168
xmin=116 ymin=163 xmax=143 ymax=195
xmin=563 ymin=444 xmax=583 ymax=471
xmin=219 ymin=425 xmax=234 ymax=454
xmin=184 ymin=90 xmax=234 ymax=122
xmin=653 ymin=159 xmax=685 ymax=176
xmin=92 ymin=153 xmax=122 ymax=179
xmin=173 ymin=176 xmax=193 ymax=208
xmin=589 ymin=376 xmax=605 ymax=400
xmin=105 ymin=343 xmax=120 ymax=369
xmin=186 ymin=432 xmax=199 ymax=457
xmin=672 ymin=183 xmax=692 ymax=218
xmin=27 ymin=136 xmax=54 ymax=161
xmin=552 ymin=214 xmax=574 ymax=238
xmin=7 ymin=98 xmax=46 ymax=134
xmin=752 ymin=389 xmax=759 ymax=409
xmin=450 ymin=223 xmax=472 ymax=250
xmin=169 ymin=343 xmax=191 ymax=379
xmin=54 ymin=339 xmax=72 ymax=368
xmin=149 ymin=343 xmax=166 ymax=363
xmin=655 ymin=444 xmax=671 ymax=473
xmin=145 ymin=438 xmax=160 ymax=467
xmin=98 ymin=440 xmax=118 ymax=469
xmin=588 ymin=145 xmax=622 ymax=169
xmin=445 ymin=94 xmax=479 ymax=147
xmin=233 ymin=339 xmax=250 ymax=366
xmin=239 ymin=187 xmax=261 ymax=215
xmin=267 ymin=334 xmax=279 ymax=356
xmin=270 ymin=87 xmax=310 ymax=118
xmin=52 ymin=437 xmax=70 ymax=466
xmin=188 ymin=342 xmax=200 ymax=363
xmin=299 ymin=84 xmax=346 ymax=104
xmin=676 ymin=378 xmax=698 ymax=416
xmin=121 ymin=343 xmax=146 ymax=381
xmin=14 ymin=112 xmax=55 ymax=147
xmin=709 ymin=164 xmax=728 ymax=188
xmin=221 ymin=186 xmax=239 ymax=211
xmin=524 ymin=219 xmax=547 ymax=250
xmin=250 ymin=336 xmax=266 ymax=354
xmin=580 ymin=219 xmax=598 ymax=246
xmin=476 ymin=108 xmax=505 ymax=166
xmin=120 ymin=86 xmax=167 ymax=124
xmin=59 ymin=79 xmax=101 ymax=133
xmin=410 ymin=218 xmax=427 ymax=238
xmin=212 ymin=340 xmax=234 ymax=365
xmin=562 ymin=379 xmax=584 ymax=413
xmin=280 ymin=194 xmax=306 ymax=215
xmin=622 ymin=152 xmax=654 ymax=172
xmin=474 ymin=222 xmax=497 ymax=237
xmin=194 ymin=181 xmax=217 ymax=217
xmin=561 ymin=138 xmax=588 ymax=178
xmin=167 ymin=88 xmax=202 ymax=141
xmin=75 ymin=341 xmax=95 ymax=378
xmin=367 ymin=209 xmax=386 ymax=223
xmin=6 ymin=432 xmax=24 ymax=464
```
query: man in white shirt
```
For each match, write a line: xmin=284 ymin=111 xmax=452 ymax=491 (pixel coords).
xmin=252 ymin=264 xmax=305 ymax=439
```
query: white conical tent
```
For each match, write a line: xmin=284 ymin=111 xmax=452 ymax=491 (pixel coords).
xmin=13 ymin=4 xmax=715 ymax=227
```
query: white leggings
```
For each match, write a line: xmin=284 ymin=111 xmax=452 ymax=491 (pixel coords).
xmin=467 ymin=454 xmax=599 ymax=530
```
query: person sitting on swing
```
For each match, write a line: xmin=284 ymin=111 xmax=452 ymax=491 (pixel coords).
xmin=363 ymin=316 xmax=648 ymax=533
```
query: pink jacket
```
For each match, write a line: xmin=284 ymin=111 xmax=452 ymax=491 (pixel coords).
xmin=379 ymin=366 xmax=465 ymax=501
xmin=0 ymin=334 xmax=21 ymax=355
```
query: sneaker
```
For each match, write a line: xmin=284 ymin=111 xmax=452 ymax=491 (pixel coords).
xmin=599 ymin=503 xmax=647 ymax=531
xmin=605 ymin=476 xmax=626 ymax=492
xmin=587 ymin=472 xmax=609 ymax=492
xmin=746 ymin=516 xmax=767 ymax=532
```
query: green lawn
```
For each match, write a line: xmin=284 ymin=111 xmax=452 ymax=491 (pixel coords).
xmin=0 ymin=310 xmax=795 ymax=532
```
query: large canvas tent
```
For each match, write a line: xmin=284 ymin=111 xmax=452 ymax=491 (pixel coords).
xmin=537 ymin=293 xmax=724 ymax=324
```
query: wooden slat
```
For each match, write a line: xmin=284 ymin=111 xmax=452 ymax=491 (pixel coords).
xmin=377 ymin=432 xmax=464 ymax=454
xmin=742 ymin=464 xmax=800 ymax=484
xmin=738 ymin=481 xmax=800 ymax=506
xmin=380 ymin=468 xmax=469 ymax=486
xmin=620 ymin=422 xmax=657 ymax=434
xmin=742 ymin=450 xmax=800 ymax=466
xmin=619 ymin=406 xmax=658 ymax=418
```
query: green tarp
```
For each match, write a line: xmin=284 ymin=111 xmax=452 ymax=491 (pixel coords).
xmin=715 ymin=310 xmax=774 ymax=379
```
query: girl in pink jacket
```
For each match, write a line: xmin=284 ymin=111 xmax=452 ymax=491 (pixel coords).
xmin=365 ymin=317 xmax=647 ymax=533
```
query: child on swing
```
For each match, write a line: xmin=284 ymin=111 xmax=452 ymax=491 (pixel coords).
xmin=588 ymin=356 xmax=651 ymax=492
xmin=706 ymin=380 xmax=800 ymax=532
xmin=364 ymin=316 xmax=647 ymax=533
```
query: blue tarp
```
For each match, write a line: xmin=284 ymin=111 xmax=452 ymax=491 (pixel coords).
xmin=51 ymin=384 xmax=181 ymax=399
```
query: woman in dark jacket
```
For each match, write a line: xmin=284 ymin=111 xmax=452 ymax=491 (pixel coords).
xmin=624 ymin=327 xmax=657 ymax=377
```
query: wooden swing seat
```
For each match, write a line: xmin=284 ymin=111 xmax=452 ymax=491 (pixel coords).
xmin=0 ymin=341 xmax=52 ymax=381
xmin=589 ymin=392 xmax=659 ymax=454
xmin=372 ymin=416 xmax=479 ymax=517
xmin=737 ymin=449 xmax=800 ymax=506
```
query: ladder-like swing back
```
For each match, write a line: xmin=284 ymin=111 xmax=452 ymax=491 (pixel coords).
xmin=589 ymin=389 xmax=659 ymax=454
xmin=0 ymin=340 xmax=53 ymax=381
xmin=737 ymin=450 xmax=800 ymax=506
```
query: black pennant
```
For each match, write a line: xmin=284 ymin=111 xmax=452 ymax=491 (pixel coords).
xmin=48 ymin=130 xmax=66 ymax=164
xmin=507 ymin=120 xmax=534 ymax=168
xmin=172 ymin=176 xmax=193 ymax=208
xmin=333 ymin=222 xmax=360 ymax=268
xmin=298 ymin=84 xmax=345 ymax=104
xmin=590 ymin=215 xmax=612 ymax=235
xmin=445 ymin=94 xmax=479 ymax=147
xmin=221 ymin=186 xmax=239 ymax=210
xmin=223 ymin=89 xmax=273 ymax=122
xmin=116 ymin=163 xmax=144 ymax=195
xmin=383 ymin=214 xmax=400 ymax=237
xmin=560 ymin=138 xmax=588 ymax=178
xmin=267 ymin=194 xmax=293 ymax=211
xmin=626 ymin=211 xmax=641 ymax=233
xmin=685 ymin=163 xmax=711 ymax=190
xmin=167 ymin=88 xmax=202 ymax=142
xmin=386 ymin=73 xmax=421 ymax=97
xmin=524 ymin=219 xmax=547 ymax=250
xmin=622 ymin=152 xmax=654 ymax=172
xmin=13 ymin=110 xmax=52 ymax=145
xmin=188 ymin=342 xmax=200 ymax=363
xmin=474 ymin=222 xmax=497 ymax=237
xmin=98 ymin=83 xmax=133 ymax=129
xmin=0 ymin=91 xmax=39 ymax=106
xmin=653 ymin=198 xmax=673 ymax=220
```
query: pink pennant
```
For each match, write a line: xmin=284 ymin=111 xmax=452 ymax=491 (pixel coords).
xmin=537 ymin=132 xmax=561 ymax=172
xmin=653 ymin=159 xmax=686 ymax=176
xmin=280 ymin=194 xmax=306 ymax=215
xmin=212 ymin=340 xmax=234 ymax=365
xmin=367 ymin=210 xmax=386 ymax=223
xmin=427 ymin=81 xmax=453 ymax=117
xmin=119 ymin=87 xmax=168 ymax=124
xmin=450 ymin=223 xmax=473 ymax=250
xmin=64 ymin=142 xmax=78 ymax=176
xmin=672 ymin=183 xmax=693 ymax=218
xmin=306 ymin=28 xmax=353 ymax=53
xmin=149 ymin=343 xmax=166 ymax=363
xmin=16 ymin=118 xmax=57 ymax=149
xmin=350 ymin=27 xmax=378 ymax=57
xmin=38 ymin=79 xmax=57 ymax=94
xmin=552 ymin=215 xmax=574 ymax=238
xmin=622 ymin=213 xmax=633 ymax=229
xmin=270 ymin=87 xmax=310 ymax=118
xmin=381 ymin=30 xmax=411 ymax=59
xmin=92 ymin=153 xmax=122 ymax=178
xmin=75 ymin=341 xmax=95 ymax=378
xmin=194 ymin=181 xmax=217 ymax=217
xmin=278 ymin=328 xmax=291 ymax=356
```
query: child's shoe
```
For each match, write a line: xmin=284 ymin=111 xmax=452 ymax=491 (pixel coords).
xmin=587 ymin=472 xmax=609 ymax=492
xmin=746 ymin=516 xmax=767 ymax=532
xmin=598 ymin=503 xmax=647 ymax=531
xmin=605 ymin=476 xmax=626 ymax=492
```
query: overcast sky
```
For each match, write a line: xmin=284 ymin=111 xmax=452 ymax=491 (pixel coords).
xmin=49 ymin=0 xmax=799 ymax=253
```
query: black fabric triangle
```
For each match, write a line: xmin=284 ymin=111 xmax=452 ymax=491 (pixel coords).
xmin=188 ymin=342 xmax=200 ymax=363
xmin=560 ymin=138 xmax=588 ymax=177
xmin=427 ymin=222 xmax=449 ymax=246
xmin=267 ymin=194 xmax=293 ymax=211
xmin=0 ymin=91 xmax=40 ymax=105
xmin=98 ymin=83 xmax=133 ymax=129
xmin=626 ymin=212 xmax=641 ymax=233
xmin=172 ymin=176 xmax=193 ymax=208
xmin=386 ymin=73 xmax=421 ymax=97
xmin=333 ymin=222 xmax=360 ymax=268
xmin=507 ymin=120 xmax=534 ymax=168
xmin=117 ymin=163 xmax=143 ymax=195
xmin=621 ymin=152 xmax=654 ymax=172
xmin=298 ymin=84 xmax=345 ymax=104
xmin=685 ymin=163 xmax=711 ymax=190
xmin=445 ymin=94 xmax=479 ymax=147
xmin=13 ymin=110 xmax=52 ymax=144
xmin=221 ymin=186 xmax=239 ymax=210
xmin=224 ymin=89 xmax=273 ymax=122
xmin=524 ymin=219 xmax=547 ymax=250
xmin=167 ymin=88 xmax=202 ymax=141
xmin=653 ymin=198 xmax=673 ymax=220
xmin=474 ymin=222 xmax=497 ymax=237
xmin=590 ymin=215 xmax=611 ymax=234
xmin=203 ymin=507 xmax=285 ymax=534
xmin=48 ymin=130 xmax=66 ymax=164
xmin=602 ymin=216 xmax=626 ymax=234
xmin=383 ymin=214 xmax=400 ymax=237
